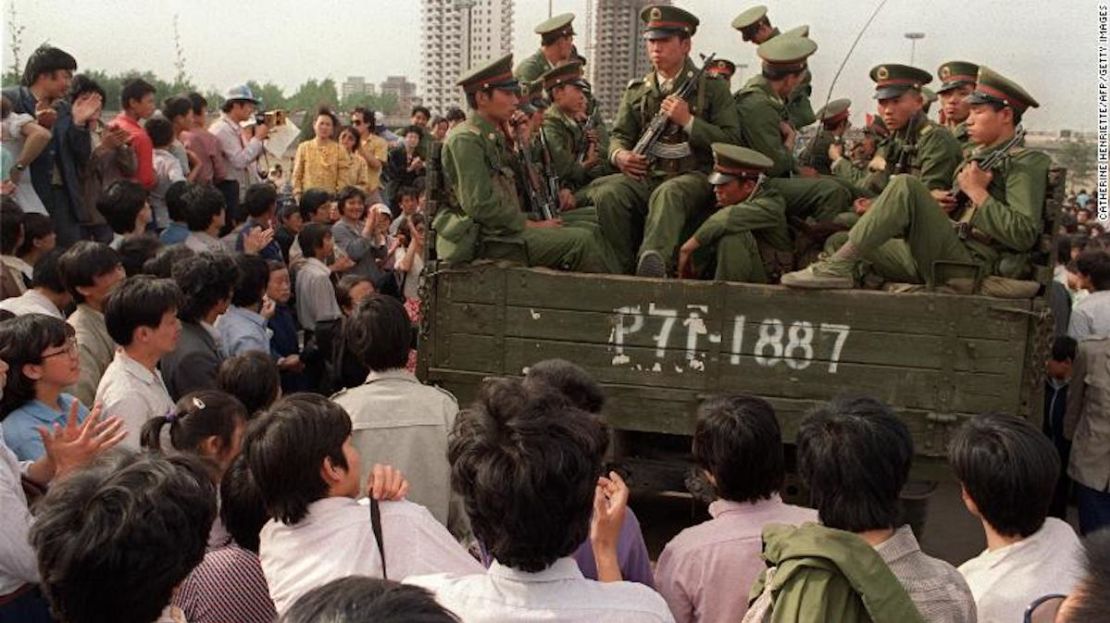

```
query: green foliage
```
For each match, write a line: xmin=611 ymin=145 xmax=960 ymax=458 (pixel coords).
xmin=339 ymin=91 xmax=400 ymax=116
xmin=1058 ymin=137 xmax=1095 ymax=181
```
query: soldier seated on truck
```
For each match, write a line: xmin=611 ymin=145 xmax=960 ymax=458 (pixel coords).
xmin=782 ymin=66 xmax=1051 ymax=292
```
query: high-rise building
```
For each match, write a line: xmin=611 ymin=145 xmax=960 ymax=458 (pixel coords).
xmin=588 ymin=0 xmax=670 ymax=120
xmin=380 ymin=76 xmax=422 ymax=115
xmin=341 ymin=76 xmax=376 ymax=102
xmin=421 ymin=0 xmax=514 ymax=115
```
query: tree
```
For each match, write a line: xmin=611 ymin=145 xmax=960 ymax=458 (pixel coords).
xmin=171 ymin=14 xmax=191 ymax=93
xmin=247 ymin=80 xmax=288 ymax=111
xmin=6 ymin=2 xmax=26 ymax=84
xmin=288 ymin=78 xmax=339 ymax=111
xmin=1059 ymin=137 xmax=1095 ymax=182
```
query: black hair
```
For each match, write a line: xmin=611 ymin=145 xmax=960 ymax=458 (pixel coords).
xmin=30 ymin=450 xmax=216 ymax=623
xmin=337 ymin=124 xmax=359 ymax=148
xmin=103 ymin=274 xmax=182 ymax=347
xmin=279 ymin=577 xmax=460 ymax=623
xmin=144 ymin=116 xmax=175 ymax=149
xmin=298 ymin=222 xmax=331 ymax=257
xmin=1056 ymin=236 xmax=1073 ymax=265
xmin=141 ymin=389 xmax=247 ymax=461
xmin=314 ymin=106 xmax=339 ymax=134
xmin=243 ymin=393 xmax=352 ymax=525
xmin=165 ymin=180 xmax=191 ymax=223
xmin=523 ymin=358 xmax=605 ymax=413
xmin=243 ymin=183 xmax=278 ymax=219
xmin=186 ymin=92 xmax=208 ymax=116
xmin=1065 ymin=531 xmax=1110 ymax=623
xmin=541 ymin=29 xmax=572 ymax=46
xmin=403 ymin=125 xmax=425 ymax=139
xmin=445 ymin=107 xmax=466 ymax=123
xmin=411 ymin=105 xmax=431 ymax=120
xmin=299 ymin=188 xmax=334 ymax=221
xmin=220 ymin=455 xmax=269 ymax=553
xmin=117 ymin=234 xmax=163 ymax=277
xmin=57 ymin=241 xmax=121 ymax=304
xmin=344 ymin=294 xmax=411 ymax=371
xmin=172 ymin=252 xmax=239 ymax=323
xmin=279 ymin=197 xmax=301 ymax=222
xmin=693 ymin=394 xmax=785 ymax=504
xmin=796 ymin=395 xmax=913 ymax=532
xmin=16 ymin=212 xmax=54 ymax=257
xmin=1052 ymin=336 xmax=1078 ymax=362
xmin=142 ymin=244 xmax=194 ymax=279
xmin=763 ymin=65 xmax=806 ymax=81
xmin=0 ymin=314 xmax=74 ymax=418
xmin=218 ymin=351 xmax=281 ymax=415
xmin=335 ymin=273 xmax=375 ymax=313
xmin=67 ymin=74 xmax=106 ymax=105
xmin=0 ymin=198 xmax=24 ymax=255
xmin=221 ymin=97 xmax=252 ymax=114
xmin=336 ymin=185 xmax=367 ymax=216
xmin=31 ymin=248 xmax=66 ymax=293
xmin=948 ymin=413 xmax=1060 ymax=538
xmin=98 ymin=180 xmax=149 ymax=235
xmin=450 ymin=377 xmax=607 ymax=572
xmin=120 ymin=77 xmax=156 ymax=110
xmin=351 ymin=106 xmax=373 ymax=125
xmin=22 ymin=45 xmax=77 ymax=87
xmin=231 ymin=254 xmax=270 ymax=308
xmin=181 ymin=183 xmax=227 ymax=232
xmin=982 ymin=100 xmax=1024 ymax=126
xmin=396 ymin=185 xmax=420 ymax=203
xmin=161 ymin=95 xmax=192 ymax=122
xmin=1076 ymin=248 xmax=1110 ymax=291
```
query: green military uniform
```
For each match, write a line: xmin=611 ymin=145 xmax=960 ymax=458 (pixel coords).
xmin=731 ymin=5 xmax=771 ymax=42
xmin=592 ymin=5 xmax=742 ymax=275
xmin=783 ymin=65 xmax=1050 ymax=289
xmin=706 ymin=58 xmax=737 ymax=83
xmin=781 ymin=26 xmax=816 ymax=129
xmin=513 ymin=13 xmax=575 ymax=86
xmin=800 ymin=98 xmax=851 ymax=175
xmin=936 ymin=61 xmax=979 ymax=153
xmin=921 ymin=87 xmax=937 ymax=116
xmin=537 ymin=62 xmax=614 ymax=190
xmin=436 ymin=54 xmax=611 ymax=273
xmin=691 ymin=144 xmax=792 ymax=282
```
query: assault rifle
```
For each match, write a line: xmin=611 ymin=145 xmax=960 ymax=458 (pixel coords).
xmin=630 ymin=53 xmax=716 ymax=166
xmin=890 ymin=113 xmax=921 ymax=176
xmin=577 ymin=99 xmax=598 ymax=164
xmin=538 ymin=128 xmax=563 ymax=214
xmin=951 ymin=125 xmax=1026 ymax=233
xmin=423 ymin=141 xmax=443 ymax=266
xmin=513 ymin=120 xmax=558 ymax=221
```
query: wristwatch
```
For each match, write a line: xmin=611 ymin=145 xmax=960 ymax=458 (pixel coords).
xmin=13 ymin=163 xmax=25 ymax=171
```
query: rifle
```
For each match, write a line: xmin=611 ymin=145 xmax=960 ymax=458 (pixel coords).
xmin=422 ymin=141 xmax=444 ymax=266
xmin=538 ymin=128 xmax=563 ymax=213
xmin=577 ymin=99 xmax=598 ymax=164
xmin=631 ymin=53 xmax=716 ymax=166
xmin=890 ymin=113 xmax=921 ymax=176
xmin=512 ymin=120 xmax=558 ymax=221
xmin=951 ymin=125 xmax=1026 ymax=229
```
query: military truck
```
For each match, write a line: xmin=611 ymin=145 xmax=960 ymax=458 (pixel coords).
xmin=416 ymin=167 xmax=1066 ymax=492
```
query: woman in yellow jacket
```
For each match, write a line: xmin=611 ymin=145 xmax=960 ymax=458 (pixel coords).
xmin=292 ymin=107 xmax=350 ymax=200
xmin=339 ymin=124 xmax=373 ymax=198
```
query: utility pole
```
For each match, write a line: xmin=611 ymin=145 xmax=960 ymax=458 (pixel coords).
xmin=904 ymin=32 xmax=925 ymax=65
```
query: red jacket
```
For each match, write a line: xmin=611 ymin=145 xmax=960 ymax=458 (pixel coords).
xmin=112 ymin=113 xmax=155 ymax=189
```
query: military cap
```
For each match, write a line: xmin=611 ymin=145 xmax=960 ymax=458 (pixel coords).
xmin=936 ymin=60 xmax=979 ymax=93
xmin=540 ymin=62 xmax=589 ymax=93
xmin=965 ymin=65 xmax=1039 ymax=113
xmin=535 ymin=12 xmax=575 ymax=37
xmin=640 ymin=5 xmax=699 ymax=39
xmin=706 ymin=59 xmax=737 ymax=80
xmin=457 ymin=54 xmax=520 ymax=94
xmin=708 ymin=143 xmax=773 ymax=185
xmin=783 ymin=24 xmax=810 ymax=38
xmin=921 ymin=87 xmax=937 ymax=110
xmin=519 ymin=80 xmax=548 ymax=114
xmin=732 ymin=6 xmax=768 ymax=33
xmin=870 ymin=64 xmax=932 ymax=100
xmin=817 ymin=98 xmax=851 ymax=125
xmin=757 ymin=35 xmax=817 ymax=73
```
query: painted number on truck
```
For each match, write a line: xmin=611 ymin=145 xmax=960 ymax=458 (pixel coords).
xmin=611 ymin=306 xmax=851 ymax=374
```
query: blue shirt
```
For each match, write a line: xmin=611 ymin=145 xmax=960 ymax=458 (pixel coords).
xmin=2 ymin=394 xmax=88 ymax=461
xmin=217 ymin=305 xmax=272 ymax=358
xmin=235 ymin=218 xmax=284 ymax=262
xmin=160 ymin=221 xmax=190 ymax=245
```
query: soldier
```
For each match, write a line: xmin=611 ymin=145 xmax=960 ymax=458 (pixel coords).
xmin=514 ymin=13 xmax=576 ymax=87
xmin=831 ymin=115 xmax=888 ymax=188
xmin=800 ymin=98 xmax=851 ymax=176
xmin=538 ymin=62 xmax=612 ymax=191
xmin=732 ymin=7 xmax=817 ymax=129
xmin=921 ymin=87 xmax=938 ymax=118
xmin=591 ymin=5 xmax=740 ymax=276
xmin=936 ymin=61 xmax=979 ymax=151
xmin=677 ymin=144 xmax=792 ymax=283
xmin=706 ymin=59 xmax=737 ymax=83
xmin=782 ymin=66 xmax=1051 ymax=290
xmin=434 ymin=54 xmax=612 ymax=273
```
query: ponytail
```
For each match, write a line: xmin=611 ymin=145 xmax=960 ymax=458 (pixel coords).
xmin=141 ymin=390 xmax=248 ymax=460
xmin=139 ymin=413 xmax=174 ymax=451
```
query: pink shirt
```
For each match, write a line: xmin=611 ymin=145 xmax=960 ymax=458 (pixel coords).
xmin=654 ymin=495 xmax=817 ymax=623
xmin=182 ymin=128 xmax=227 ymax=184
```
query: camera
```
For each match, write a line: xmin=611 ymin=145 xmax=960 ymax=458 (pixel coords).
xmin=253 ymin=109 xmax=287 ymax=128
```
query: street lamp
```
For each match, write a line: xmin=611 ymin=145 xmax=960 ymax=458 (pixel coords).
xmin=455 ymin=0 xmax=478 ymax=70
xmin=904 ymin=32 xmax=925 ymax=65
xmin=736 ymin=63 xmax=749 ymax=84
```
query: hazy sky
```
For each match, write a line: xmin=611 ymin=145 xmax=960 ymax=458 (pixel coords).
xmin=2 ymin=0 xmax=1097 ymax=131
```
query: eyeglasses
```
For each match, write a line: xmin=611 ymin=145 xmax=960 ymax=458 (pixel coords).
xmin=1024 ymin=594 xmax=1066 ymax=623
xmin=42 ymin=337 xmax=79 ymax=360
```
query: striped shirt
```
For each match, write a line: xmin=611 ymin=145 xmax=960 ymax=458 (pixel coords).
xmin=173 ymin=543 xmax=276 ymax=623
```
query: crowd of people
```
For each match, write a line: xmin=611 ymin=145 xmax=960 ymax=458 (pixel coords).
xmin=1 ymin=2 xmax=1110 ymax=622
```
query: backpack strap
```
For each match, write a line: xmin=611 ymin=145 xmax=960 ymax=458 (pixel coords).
xmin=370 ymin=498 xmax=387 ymax=580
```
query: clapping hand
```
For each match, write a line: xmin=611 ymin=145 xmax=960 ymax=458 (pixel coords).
xmin=37 ymin=401 xmax=126 ymax=480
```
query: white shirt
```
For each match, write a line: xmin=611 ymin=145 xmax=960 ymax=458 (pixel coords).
xmin=294 ymin=257 xmax=342 ymax=330
xmin=0 ymin=423 xmax=37 ymax=596
xmin=958 ymin=518 xmax=1084 ymax=623
xmin=407 ymin=557 xmax=675 ymax=623
xmin=210 ymin=114 xmax=263 ymax=198
xmin=94 ymin=349 xmax=175 ymax=448
xmin=260 ymin=496 xmax=482 ymax=614
xmin=2 ymin=112 xmax=47 ymax=215
xmin=0 ymin=288 xmax=63 ymax=318
xmin=184 ymin=231 xmax=224 ymax=254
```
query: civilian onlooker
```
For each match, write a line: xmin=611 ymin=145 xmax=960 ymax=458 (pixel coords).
xmin=217 ymin=254 xmax=274 ymax=357
xmin=655 ymin=395 xmax=817 ymax=623
xmin=112 ymin=78 xmax=157 ymax=190
xmin=336 ymin=273 xmax=376 ymax=316
xmin=406 ymin=378 xmax=673 ymax=621
xmin=431 ymin=116 xmax=449 ymax=143
xmin=59 ymin=241 xmax=124 ymax=406
xmin=210 ymin=84 xmax=268 ymax=202
xmin=217 ymin=351 xmax=281 ymax=416
xmin=182 ymin=183 xmax=228 ymax=253
xmin=0 ymin=314 xmax=87 ymax=460
xmin=950 ymin=413 xmax=1084 ymax=622
xmin=339 ymin=125 xmax=372 ymax=197
xmin=116 ymin=234 xmax=162 ymax=277
xmin=332 ymin=294 xmax=460 ymax=530
xmin=141 ymin=243 xmax=194 ymax=279
xmin=332 ymin=185 xmax=387 ymax=281
xmin=96 ymin=275 xmax=181 ymax=445
xmin=1056 ymin=531 xmax=1110 ymax=622
xmin=15 ymin=213 xmax=56 ymax=278
xmin=3 ymin=45 xmax=101 ymax=246
xmin=30 ymin=450 xmax=216 ymax=623
xmin=140 ymin=389 xmax=248 ymax=480
xmin=393 ymin=212 xmax=426 ymax=302
xmin=294 ymin=223 xmax=343 ymax=332
xmin=0 ymin=248 xmax=70 ymax=318
xmin=147 ymin=116 xmax=192 ymax=229
xmin=159 ymin=179 xmax=192 ymax=245
xmin=279 ymin=577 xmax=458 ymax=623
xmin=245 ymin=393 xmax=483 ymax=613
xmin=264 ymin=260 xmax=306 ymax=393
xmin=794 ymin=396 xmax=976 ymax=622
xmin=274 ymin=198 xmax=302 ymax=263
xmin=288 ymin=188 xmax=353 ymax=275
xmin=96 ymin=179 xmax=152 ymax=249
xmin=445 ymin=107 xmax=466 ymax=128
xmin=312 ymin=274 xmax=374 ymax=393
xmin=0 ymin=199 xmax=27 ymax=300
xmin=236 ymin=182 xmax=282 ymax=261
xmin=292 ymin=107 xmax=350 ymax=199
xmin=69 ymin=74 xmax=135 ymax=244
xmin=161 ymin=95 xmax=195 ymax=174
xmin=374 ymin=111 xmax=400 ymax=144
xmin=351 ymin=107 xmax=387 ymax=205
xmin=385 ymin=126 xmax=426 ymax=206
xmin=1046 ymin=335 xmax=1078 ymax=519
xmin=174 ymin=455 xmax=278 ymax=623
xmin=389 ymin=185 xmax=421 ymax=235
xmin=0 ymin=94 xmax=51 ymax=215
xmin=182 ymin=92 xmax=227 ymax=186
xmin=162 ymin=252 xmax=238 ymax=399
xmin=1065 ymin=332 xmax=1110 ymax=535
xmin=1068 ymin=248 xmax=1110 ymax=340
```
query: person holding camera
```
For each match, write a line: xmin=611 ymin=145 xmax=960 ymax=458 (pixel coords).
xmin=209 ymin=84 xmax=269 ymax=204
